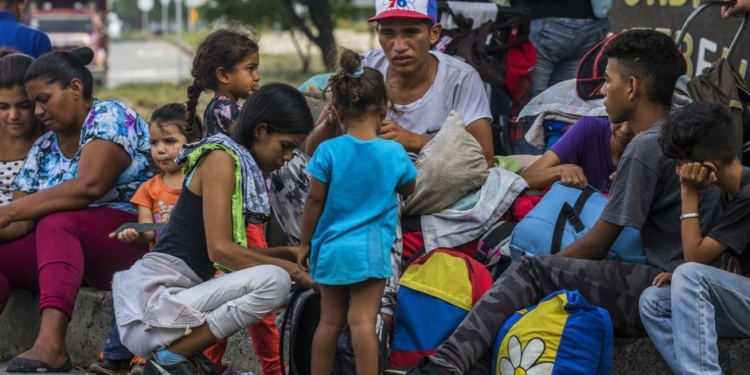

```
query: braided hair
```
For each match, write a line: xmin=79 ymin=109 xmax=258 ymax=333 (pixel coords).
xmin=186 ymin=26 xmax=259 ymax=128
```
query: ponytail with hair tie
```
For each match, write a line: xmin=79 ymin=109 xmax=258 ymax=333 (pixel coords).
xmin=326 ymin=48 xmax=387 ymax=117
xmin=347 ymin=65 xmax=365 ymax=79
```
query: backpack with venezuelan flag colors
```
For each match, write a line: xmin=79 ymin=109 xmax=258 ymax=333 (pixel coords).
xmin=492 ymin=290 xmax=613 ymax=375
xmin=390 ymin=249 xmax=493 ymax=368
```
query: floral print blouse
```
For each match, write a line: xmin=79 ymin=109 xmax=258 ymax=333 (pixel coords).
xmin=12 ymin=99 xmax=153 ymax=213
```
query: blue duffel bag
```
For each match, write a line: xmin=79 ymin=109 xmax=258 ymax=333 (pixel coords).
xmin=509 ymin=182 xmax=645 ymax=263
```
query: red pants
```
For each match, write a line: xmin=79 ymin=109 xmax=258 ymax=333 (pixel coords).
xmin=203 ymin=223 xmax=282 ymax=375
xmin=0 ymin=208 xmax=148 ymax=317
xmin=204 ymin=313 xmax=281 ymax=375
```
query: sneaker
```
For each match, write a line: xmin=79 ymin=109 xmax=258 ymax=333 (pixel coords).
xmin=90 ymin=352 xmax=133 ymax=375
xmin=130 ymin=356 xmax=147 ymax=375
xmin=191 ymin=352 xmax=224 ymax=375
xmin=143 ymin=354 xmax=200 ymax=375
xmin=404 ymin=357 xmax=461 ymax=375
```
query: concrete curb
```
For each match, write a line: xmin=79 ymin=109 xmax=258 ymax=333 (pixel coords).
xmin=0 ymin=289 xmax=264 ymax=374
xmin=2 ymin=289 xmax=750 ymax=374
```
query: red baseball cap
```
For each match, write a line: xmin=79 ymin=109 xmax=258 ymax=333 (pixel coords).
xmin=368 ymin=0 xmax=438 ymax=23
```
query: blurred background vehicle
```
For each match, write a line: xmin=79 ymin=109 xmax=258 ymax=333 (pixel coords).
xmin=25 ymin=0 xmax=109 ymax=86
xmin=107 ymin=11 xmax=122 ymax=41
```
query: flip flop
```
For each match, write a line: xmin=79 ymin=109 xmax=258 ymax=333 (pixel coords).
xmin=6 ymin=356 xmax=74 ymax=373
xmin=113 ymin=222 xmax=168 ymax=236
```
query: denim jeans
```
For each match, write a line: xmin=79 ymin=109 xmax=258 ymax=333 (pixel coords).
xmin=530 ymin=17 xmax=610 ymax=97
xmin=639 ymin=263 xmax=750 ymax=375
xmin=104 ymin=299 xmax=134 ymax=360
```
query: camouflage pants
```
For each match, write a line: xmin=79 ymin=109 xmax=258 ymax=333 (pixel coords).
xmin=269 ymin=150 xmax=403 ymax=314
xmin=431 ymin=255 xmax=663 ymax=373
xmin=269 ymin=150 xmax=310 ymax=248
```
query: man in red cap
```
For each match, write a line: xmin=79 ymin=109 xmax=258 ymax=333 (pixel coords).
xmin=307 ymin=0 xmax=494 ymax=168
xmin=284 ymin=0 xmax=495 ymax=330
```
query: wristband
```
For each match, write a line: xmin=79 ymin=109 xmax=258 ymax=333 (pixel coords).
xmin=680 ymin=213 xmax=700 ymax=221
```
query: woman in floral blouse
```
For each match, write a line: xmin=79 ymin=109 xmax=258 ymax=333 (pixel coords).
xmin=0 ymin=47 xmax=152 ymax=373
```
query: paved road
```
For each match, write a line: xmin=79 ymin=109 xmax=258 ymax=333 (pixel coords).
xmin=107 ymin=39 xmax=193 ymax=88
xmin=0 ymin=367 xmax=91 ymax=374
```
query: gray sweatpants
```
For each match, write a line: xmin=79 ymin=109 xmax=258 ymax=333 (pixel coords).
xmin=431 ymin=255 xmax=663 ymax=373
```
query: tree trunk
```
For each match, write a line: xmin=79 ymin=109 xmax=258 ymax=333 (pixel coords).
xmin=288 ymin=29 xmax=312 ymax=73
xmin=280 ymin=0 xmax=337 ymax=70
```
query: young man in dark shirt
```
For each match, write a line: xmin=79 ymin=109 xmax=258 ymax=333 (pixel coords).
xmin=640 ymin=103 xmax=750 ymax=375
xmin=407 ymin=29 xmax=724 ymax=375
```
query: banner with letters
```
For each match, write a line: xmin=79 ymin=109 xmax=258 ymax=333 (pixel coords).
xmin=609 ymin=0 xmax=749 ymax=83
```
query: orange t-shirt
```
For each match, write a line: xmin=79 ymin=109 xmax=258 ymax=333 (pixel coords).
xmin=130 ymin=174 xmax=181 ymax=242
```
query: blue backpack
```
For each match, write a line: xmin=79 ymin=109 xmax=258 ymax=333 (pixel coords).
xmin=492 ymin=290 xmax=613 ymax=375
xmin=509 ymin=182 xmax=646 ymax=264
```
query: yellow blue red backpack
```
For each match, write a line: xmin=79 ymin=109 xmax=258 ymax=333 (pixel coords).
xmin=492 ymin=290 xmax=613 ymax=375
xmin=390 ymin=248 xmax=493 ymax=368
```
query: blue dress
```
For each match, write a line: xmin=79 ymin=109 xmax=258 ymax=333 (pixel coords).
xmin=307 ymin=135 xmax=417 ymax=285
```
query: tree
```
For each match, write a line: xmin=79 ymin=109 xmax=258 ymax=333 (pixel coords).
xmin=201 ymin=0 xmax=361 ymax=71
xmin=280 ymin=0 xmax=335 ymax=70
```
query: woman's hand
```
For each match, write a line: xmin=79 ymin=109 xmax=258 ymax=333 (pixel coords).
xmin=652 ymin=272 xmax=673 ymax=287
xmin=109 ymin=228 xmax=139 ymax=243
xmin=558 ymin=164 xmax=588 ymax=189
xmin=678 ymin=162 xmax=717 ymax=191
xmin=297 ymin=245 xmax=311 ymax=272
xmin=287 ymin=265 xmax=318 ymax=291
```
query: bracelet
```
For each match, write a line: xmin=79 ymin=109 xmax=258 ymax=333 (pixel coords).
xmin=680 ymin=213 xmax=700 ymax=221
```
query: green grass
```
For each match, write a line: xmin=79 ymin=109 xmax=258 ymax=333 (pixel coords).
xmin=177 ymin=30 xmax=329 ymax=85
xmin=179 ymin=30 xmax=211 ymax=50
xmin=261 ymin=53 xmax=327 ymax=87
xmin=107 ymin=25 xmax=330 ymax=120
xmin=98 ymin=81 xmax=207 ymax=120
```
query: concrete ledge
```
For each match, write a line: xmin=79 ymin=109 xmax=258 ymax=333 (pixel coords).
xmin=2 ymin=289 xmax=749 ymax=374
xmin=0 ymin=289 xmax=264 ymax=374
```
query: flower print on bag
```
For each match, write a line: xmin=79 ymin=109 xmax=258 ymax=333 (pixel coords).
xmin=498 ymin=336 xmax=553 ymax=375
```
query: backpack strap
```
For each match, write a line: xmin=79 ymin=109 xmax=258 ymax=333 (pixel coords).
xmin=476 ymin=222 xmax=517 ymax=262
xmin=550 ymin=186 xmax=595 ymax=254
xmin=403 ymin=248 xmax=427 ymax=272
xmin=573 ymin=186 xmax=597 ymax=213
xmin=474 ymin=21 xmax=491 ymax=55
xmin=279 ymin=287 xmax=306 ymax=375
